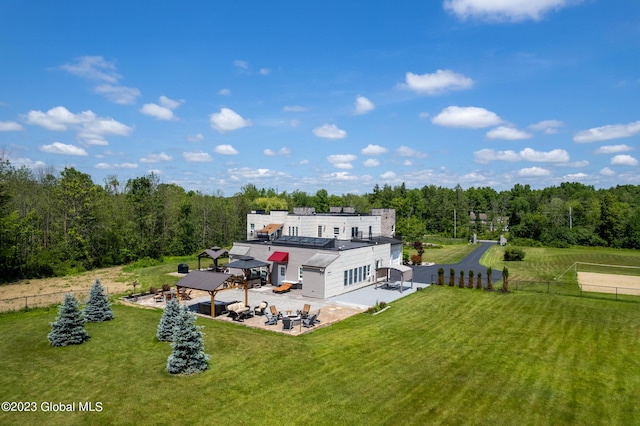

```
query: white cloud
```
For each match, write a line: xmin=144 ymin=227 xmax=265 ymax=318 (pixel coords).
xmin=93 ymin=84 xmax=141 ymax=105
xmin=474 ymin=149 xmax=520 ymax=164
xmin=209 ymin=108 xmax=251 ymax=133
xmin=140 ymin=103 xmax=175 ymax=120
xmin=214 ymin=144 xmax=239 ymax=155
xmin=432 ymin=106 xmax=502 ymax=128
xmin=299 ymin=159 xmax=310 ymax=165
xmin=94 ymin=163 xmax=112 ymax=169
xmin=418 ymin=112 xmax=430 ymax=119
xmin=564 ymin=172 xmax=588 ymax=180
xmin=474 ymin=147 xmax=569 ymax=163
xmin=354 ymin=96 xmax=375 ymax=115
xmin=400 ymin=69 xmax=473 ymax=95
xmin=140 ymin=152 xmax=173 ymax=163
xmin=313 ymin=124 xmax=347 ymax=139
xmin=227 ymin=167 xmax=288 ymax=180
xmin=519 ymin=147 xmax=569 ymax=162
xmin=11 ymin=157 xmax=46 ymax=169
xmin=158 ymin=96 xmax=182 ymax=110
xmin=529 ymin=119 xmax=563 ymax=134
xmin=574 ymin=120 xmax=640 ymax=143
xmin=219 ymin=88 xmax=231 ymax=96
xmin=264 ymin=147 xmax=291 ymax=156
xmin=183 ymin=151 xmax=212 ymax=162
xmin=361 ymin=144 xmax=388 ymax=155
xmin=283 ymin=105 xmax=308 ymax=112
xmin=147 ymin=168 xmax=162 ymax=175
xmin=380 ymin=171 xmax=397 ymax=179
xmin=396 ymin=146 xmax=426 ymax=158
xmin=363 ymin=158 xmax=380 ymax=167
xmin=259 ymin=68 xmax=270 ymax=75
xmin=187 ymin=133 xmax=204 ymax=142
xmin=60 ymin=56 xmax=121 ymax=83
xmin=324 ymin=171 xmax=359 ymax=182
xmin=290 ymin=119 xmax=300 ymax=127
xmin=0 ymin=121 xmax=23 ymax=131
xmin=611 ymin=155 xmax=638 ymax=166
xmin=486 ymin=126 xmax=532 ymax=140
xmin=60 ymin=56 xmax=141 ymax=104
xmin=443 ymin=0 xmax=581 ymax=22
xmin=114 ymin=163 xmax=138 ymax=169
xmin=563 ymin=160 xmax=589 ymax=168
xmin=40 ymin=142 xmax=88 ymax=156
xmin=599 ymin=167 xmax=615 ymax=176
xmin=518 ymin=167 xmax=551 ymax=177
xmin=327 ymin=154 xmax=357 ymax=169
xmin=233 ymin=60 xmax=248 ymax=69
xmin=25 ymin=106 xmax=133 ymax=145
xmin=403 ymin=160 xmax=412 ymax=166
xmin=594 ymin=144 xmax=633 ymax=154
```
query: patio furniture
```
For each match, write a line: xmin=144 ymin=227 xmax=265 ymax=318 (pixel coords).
xmin=226 ymin=301 xmax=251 ymax=321
xmin=303 ymin=313 xmax=318 ymax=328
xmin=178 ymin=289 xmax=192 ymax=300
xmin=254 ymin=301 xmax=268 ymax=316
xmin=313 ymin=309 xmax=321 ymax=324
xmin=264 ymin=311 xmax=278 ymax=325
xmin=299 ymin=303 xmax=311 ymax=318
xmin=282 ymin=316 xmax=295 ymax=330
xmin=270 ymin=305 xmax=283 ymax=319
xmin=151 ymin=287 xmax=164 ymax=302
xmin=272 ymin=283 xmax=292 ymax=294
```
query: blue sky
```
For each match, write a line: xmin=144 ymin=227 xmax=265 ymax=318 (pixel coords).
xmin=1 ymin=0 xmax=639 ymax=195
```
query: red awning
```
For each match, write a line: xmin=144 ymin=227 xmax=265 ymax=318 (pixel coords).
xmin=268 ymin=251 xmax=289 ymax=262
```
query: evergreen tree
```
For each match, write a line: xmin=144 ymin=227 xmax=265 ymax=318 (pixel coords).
xmin=502 ymin=267 xmax=510 ymax=292
xmin=458 ymin=270 xmax=465 ymax=288
xmin=449 ymin=268 xmax=455 ymax=286
xmin=157 ymin=297 xmax=180 ymax=342
xmin=437 ymin=267 xmax=444 ymax=285
xmin=84 ymin=278 xmax=114 ymax=322
xmin=467 ymin=270 xmax=474 ymax=288
xmin=476 ymin=272 xmax=482 ymax=289
xmin=487 ymin=267 xmax=493 ymax=290
xmin=166 ymin=304 xmax=210 ymax=375
xmin=48 ymin=293 xmax=90 ymax=346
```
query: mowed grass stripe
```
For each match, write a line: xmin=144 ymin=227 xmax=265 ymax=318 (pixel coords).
xmin=1 ymin=287 xmax=639 ymax=425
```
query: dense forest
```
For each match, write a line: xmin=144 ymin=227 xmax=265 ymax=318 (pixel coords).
xmin=2 ymin=156 xmax=640 ymax=281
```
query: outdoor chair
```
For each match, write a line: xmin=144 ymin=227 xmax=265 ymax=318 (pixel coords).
xmin=272 ymin=283 xmax=292 ymax=294
xmin=226 ymin=301 xmax=251 ymax=321
xmin=313 ymin=309 xmax=321 ymax=324
xmin=270 ymin=305 xmax=283 ymax=319
xmin=253 ymin=301 xmax=268 ymax=316
xmin=302 ymin=314 xmax=318 ymax=328
xmin=282 ymin=316 xmax=294 ymax=331
xmin=151 ymin=287 xmax=164 ymax=302
xmin=298 ymin=303 xmax=311 ymax=318
xmin=178 ymin=289 xmax=192 ymax=301
xmin=264 ymin=311 xmax=278 ymax=326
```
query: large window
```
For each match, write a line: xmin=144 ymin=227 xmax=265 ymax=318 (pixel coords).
xmin=349 ymin=269 xmax=353 ymax=285
xmin=344 ymin=271 xmax=348 ymax=286
xmin=318 ymin=225 xmax=322 ymax=237
xmin=334 ymin=227 xmax=339 ymax=237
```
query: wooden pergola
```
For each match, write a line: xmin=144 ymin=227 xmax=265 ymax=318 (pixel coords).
xmin=196 ymin=246 xmax=229 ymax=271
xmin=174 ymin=270 xmax=250 ymax=316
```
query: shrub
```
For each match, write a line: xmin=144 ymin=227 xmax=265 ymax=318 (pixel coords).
xmin=467 ymin=270 xmax=474 ymax=288
xmin=437 ymin=268 xmax=445 ymax=285
xmin=166 ymin=304 xmax=210 ymax=375
xmin=503 ymin=247 xmax=526 ymax=261
xmin=84 ymin=279 xmax=114 ymax=322
xmin=449 ymin=268 xmax=455 ymax=286
xmin=48 ymin=294 xmax=90 ymax=347
xmin=502 ymin=267 xmax=510 ymax=292
xmin=487 ymin=267 xmax=493 ymax=290
xmin=458 ymin=270 xmax=465 ymax=288
xmin=476 ymin=272 xmax=482 ymax=289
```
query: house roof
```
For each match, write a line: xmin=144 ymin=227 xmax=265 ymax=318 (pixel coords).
xmin=197 ymin=248 xmax=228 ymax=260
xmin=267 ymin=251 xmax=289 ymax=262
xmin=258 ymin=223 xmax=283 ymax=234
xmin=229 ymin=245 xmax=250 ymax=256
xmin=175 ymin=271 xmax=231 ymax=292
xmin=302 ymin=253 xmax=339 ymax=268
xmin=226 ymin=256 xmax=270 ymax=270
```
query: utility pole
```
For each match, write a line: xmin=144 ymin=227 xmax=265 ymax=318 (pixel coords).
xmin=569 ymin=206 xmax=572 ymax=229
xmin=454 ymin=208 xmax=457 ymax=239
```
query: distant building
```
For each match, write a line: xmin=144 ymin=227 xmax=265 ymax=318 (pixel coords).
xmin=469 ymin=211 xmax=509 ymax=232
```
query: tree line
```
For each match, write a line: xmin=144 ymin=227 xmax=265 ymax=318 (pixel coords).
xmin=2 ymin=155 xmax=639 ymax=281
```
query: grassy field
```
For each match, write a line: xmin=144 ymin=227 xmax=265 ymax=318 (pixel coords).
xmin=480 ymin=245 xmax=640 ymax=282
xmin=1 ymin=286 xmax=639 ymax=425
xmin=405 ymin=243 xmax=478 ymax=265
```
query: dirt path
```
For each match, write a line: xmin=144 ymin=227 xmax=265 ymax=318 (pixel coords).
xmin=0 ymin=267 xmax=135 ymax=311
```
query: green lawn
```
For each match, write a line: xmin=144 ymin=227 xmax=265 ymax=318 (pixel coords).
xmin=405 ymin=243 xmax=479 ymax=265
xmin=1 ymin=287 xmax=639 ymax=425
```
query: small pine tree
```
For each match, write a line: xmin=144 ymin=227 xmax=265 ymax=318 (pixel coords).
xmin=166 ymin=304 xmax=210 ymax=375
xmin=458 ymin=270 xmax=465 ymax=288
xmin=157 ymin=297 xmax=181 ymax=342
xmin=487 ymin=267 xmax=493 ymax=290
xmin=476 ymin=272 xmax=482 ymax=289
xmin=84 ymin=278 xmax=114 ymax=322
xmin=467 ymin=270 xmax=474 ymax=288
xmin=437 ymin=268 xmax=444 ymax=285
xmin=502 ymin=267 xmax=510 ymax=292
xmin=48 ymin=294 xmax=90 ymax=347
xmin=449 ymin=268 xmax=455 ymax=286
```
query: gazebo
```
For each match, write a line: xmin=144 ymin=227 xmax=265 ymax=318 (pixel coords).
xmin=175 ymin=270 xmax=249 ymax=317
xmin=226 ymin=256 xmax=271 ymax=286
xmin=375 ymin=265 xmax=414 ymax=292
xmin=197 ymin=246 xmax=229 ymax=271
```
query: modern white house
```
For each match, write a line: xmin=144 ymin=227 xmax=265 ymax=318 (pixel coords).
xmin=228 ymin=234 xmax=404 ymax=299
xmin=246 ymin=207 xmax=396 ymax=241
